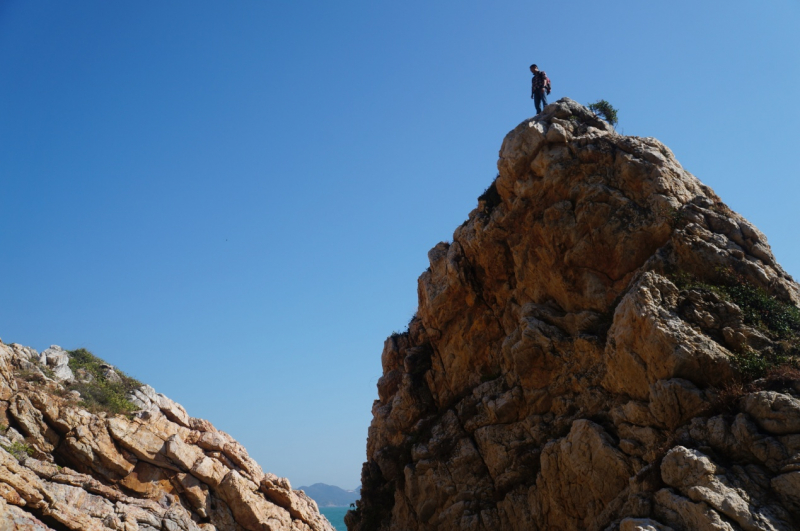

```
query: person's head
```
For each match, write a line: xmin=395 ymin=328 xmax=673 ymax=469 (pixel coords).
xmin=530 ymin=64 xmax=539 ymax=73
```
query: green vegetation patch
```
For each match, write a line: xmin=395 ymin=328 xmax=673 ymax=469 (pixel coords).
xmin=672 ymin=269 xmax=800 ymax=380
xmin=673 ymin=270 xmax=800 ymax=339
xmin=66 ymin=349 xmax=142 ymax=416
xmin=587 ymin=99 xmax=619 ymax=126
xmin=731 ymin=348 xmax=790 ymax=381
xmin=725 ymin=282 xmax=800 ymax=338
xmin=1 ymin=441 xmax=34 ymax=461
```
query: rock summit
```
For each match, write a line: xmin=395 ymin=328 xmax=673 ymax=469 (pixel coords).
xmin=348 ymin=98 xmax=800 ymax=531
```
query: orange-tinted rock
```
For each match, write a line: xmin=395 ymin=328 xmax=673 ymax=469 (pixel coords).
xmin=350 ymin=99 xmax=800 ymax=531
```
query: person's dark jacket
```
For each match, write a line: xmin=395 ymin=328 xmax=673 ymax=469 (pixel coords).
xmin=531 ymin=71 xmax=551 ymax=96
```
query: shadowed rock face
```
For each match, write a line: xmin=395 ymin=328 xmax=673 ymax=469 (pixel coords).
xmin=348 ymin=98 xmax=800 ymax=531
xmin=0 ymin=343 xmax=335 ymax=531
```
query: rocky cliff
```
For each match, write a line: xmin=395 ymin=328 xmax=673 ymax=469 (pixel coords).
xmin=0 ymin=343 xmax=334 ymax=531
xmin=347 ymin=98 xmax=800 ymax=531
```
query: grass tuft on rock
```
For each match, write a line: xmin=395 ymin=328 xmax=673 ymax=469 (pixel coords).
xmin=1 ymin=441 xmax=34 ymax=461
xmin=66 ymin=349 xmax=142 ymax=416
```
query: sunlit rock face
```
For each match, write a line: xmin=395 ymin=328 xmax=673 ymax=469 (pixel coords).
xmin=0 ymin=342 xmax=335 ymax=531
xmin=348 ymin=98 xmax=800 ymax=531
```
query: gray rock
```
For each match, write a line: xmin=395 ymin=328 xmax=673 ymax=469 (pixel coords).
xmin=661 ymin=446 xmax=792 ymax=531
xmin=545 ymin=122 xmax=569 ymax=143
xmin=39 ymin=345 xmax=74 ymax=382
xmin=620 ymin=518 xmax=675 ymax=531
xmin=0 ymin=498 xmax=50 ymax=529
xmin=743 ymin=392 xmax=800 ymax=435
xmin=771 ymin=472 xmax=800 ymax=518
xmin=103 ymin=367 xmax=122 ymax=384
xmin=75 ymin=368 xmax=94 ymax=383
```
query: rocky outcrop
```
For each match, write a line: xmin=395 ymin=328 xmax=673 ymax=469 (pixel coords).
xmin=0 ymin=342 xmax=334 ymax=531
xmin=348 ymin=98 xmax=800 ymax=531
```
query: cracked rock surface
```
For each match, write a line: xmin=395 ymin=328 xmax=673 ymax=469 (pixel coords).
xmin=0 ymin=342 xmax=334 ymax=531
xmin=348 ymin=98 xmax=800 ymax=531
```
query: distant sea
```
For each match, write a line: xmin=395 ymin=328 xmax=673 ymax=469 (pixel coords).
xmin=319 ymin=506 xmax=349 ymax=531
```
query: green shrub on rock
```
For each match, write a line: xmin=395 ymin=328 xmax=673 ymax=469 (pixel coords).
xmin=587 ymin=99 xmax=619 ymax=126
xmin=66 ymin=349 xmax=141 ymax=416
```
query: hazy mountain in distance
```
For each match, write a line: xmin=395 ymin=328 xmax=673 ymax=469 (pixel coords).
xmin=298 ymin=483 xmax=361 ymax=507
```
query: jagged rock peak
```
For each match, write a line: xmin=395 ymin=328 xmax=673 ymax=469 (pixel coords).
xmin=348 ymin=98 xmax=800 ymax=531
xmin=0 ymin=341 xmax=335 ymax=531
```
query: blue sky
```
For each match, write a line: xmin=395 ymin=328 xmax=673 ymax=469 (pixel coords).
xmin=1 ymin=1 xmax=798 ymax=489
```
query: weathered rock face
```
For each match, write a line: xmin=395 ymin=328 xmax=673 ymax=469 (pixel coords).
xmin=348 ymin=98 xmax=800 ymax=531
xmin=0 ymin=342 xmax=334 ymax=531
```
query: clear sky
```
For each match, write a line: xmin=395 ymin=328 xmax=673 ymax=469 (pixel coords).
xmin=1 ymin=1 xmax=799 ymax=489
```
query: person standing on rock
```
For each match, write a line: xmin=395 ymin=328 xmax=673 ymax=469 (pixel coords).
xmin=530 ymin=64 xmax=551 ymax=114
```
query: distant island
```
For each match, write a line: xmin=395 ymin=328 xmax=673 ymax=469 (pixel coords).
xmin=298 ymin=483 xmax=361 ymax=507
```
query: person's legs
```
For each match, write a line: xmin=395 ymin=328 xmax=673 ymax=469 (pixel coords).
xmin=534 ymin=91 xmax=543 ymax=114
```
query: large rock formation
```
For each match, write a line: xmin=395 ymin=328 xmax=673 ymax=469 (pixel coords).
xmin=348 ymin=98 xmax=800 ymax=531
xmin=0 ymin=343 xmax=334 ymax=531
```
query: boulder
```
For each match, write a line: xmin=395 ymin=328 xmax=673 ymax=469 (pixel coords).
xmin=39 ymin=345 xmax=74 ymax=382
